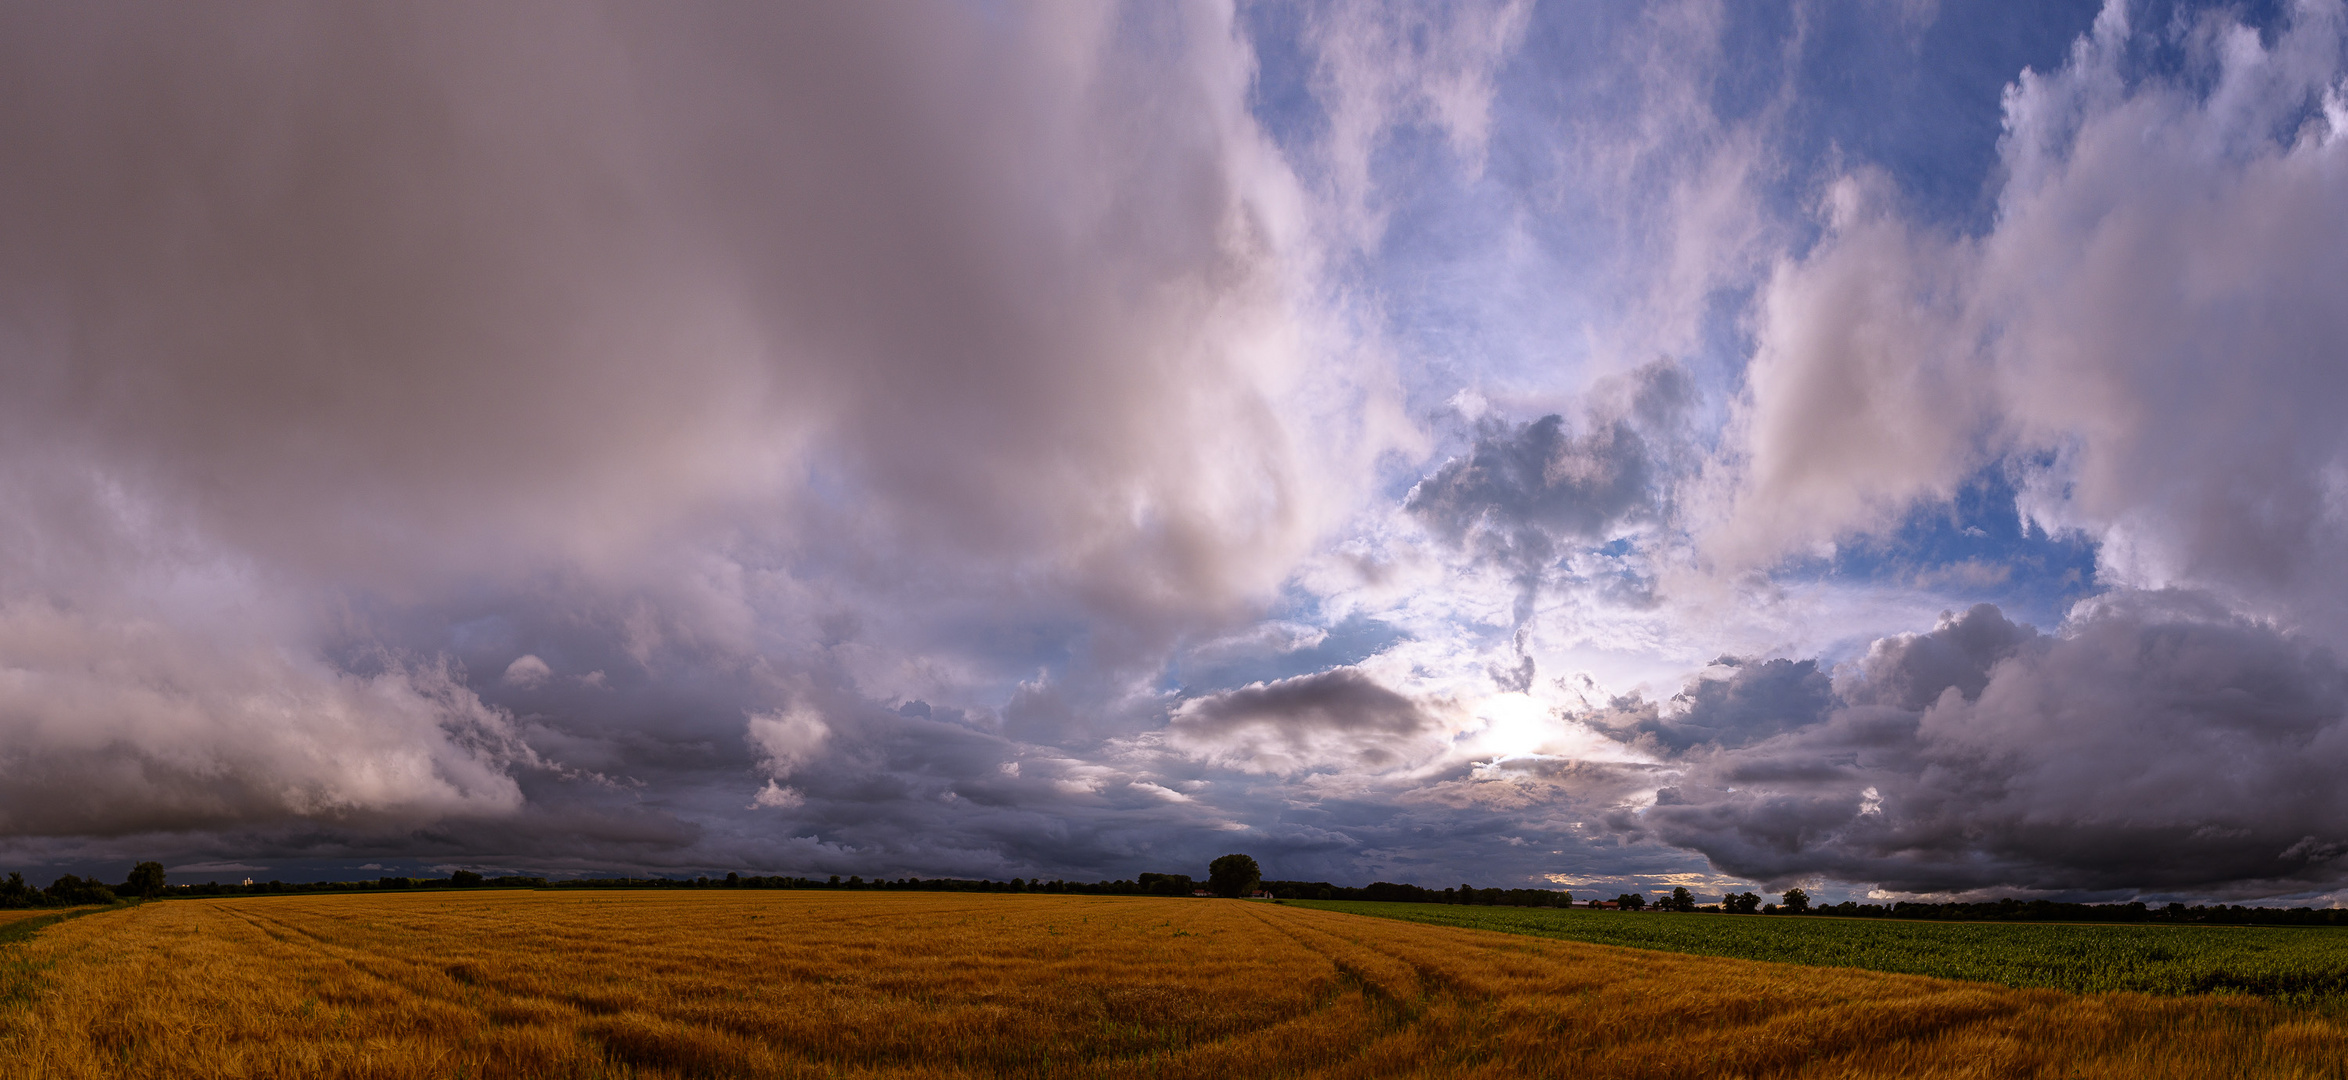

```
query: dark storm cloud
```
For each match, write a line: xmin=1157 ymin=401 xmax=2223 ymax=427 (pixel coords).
xmin=1167 ymin=668 xmax=1445 ymax=775
xmin=1405 ymin=357 xmax=1695 ymax=684
xmin=1408 ymin=358 xmax=1693 ymax=567
xmin=0 ymin=2 xmax=1351 ymax=606
xmin=1591 ymin=656 xmax=1836 ymax=754
xmin=1625 ymin=599 xmax=2348 ymax=897
xmin=0 ymin=0 xmax=1386 ymax=857
xmin=5 ymin=0 xmax=2345 ymax=906
xmin=1838 ymin=602 xmax=2037 ymax=711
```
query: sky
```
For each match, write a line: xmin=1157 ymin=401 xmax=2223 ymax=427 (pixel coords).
xmin=2 ymin=0 xmax=2346 ymax=905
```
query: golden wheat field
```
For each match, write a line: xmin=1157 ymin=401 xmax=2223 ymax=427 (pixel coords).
xmin=2 ymin=891 xmax=2345 ymax=1078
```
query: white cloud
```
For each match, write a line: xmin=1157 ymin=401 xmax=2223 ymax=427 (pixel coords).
xmin=746 ymin=706 xmax=830 ymax=779
xmin=1708 ymin=171 xmax=1988 ymax=566
xmin=1982 ymin=0 xmax=2348 ymax=632
xmin=1709 ymin=0 xmax=2348 ymax=644
xmin=748 ymin=780 xmax=804 ymax=810
xmin=500 ymin=654 xmax=552 ymax=688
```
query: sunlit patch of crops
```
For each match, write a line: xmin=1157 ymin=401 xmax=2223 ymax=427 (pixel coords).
xmin=1300 ymin=901 xmax=2348 ymax=1005
xmin=0 ymin=891 xmax=2343 ymax=1077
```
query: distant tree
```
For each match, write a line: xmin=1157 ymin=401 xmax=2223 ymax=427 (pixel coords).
xmin=1138 ymin=873 xmax=1195 ymax=896
xmin=1723 ymin=892 xmax=1760 ymax=914
xmin=0 ymin=872 xmax=34 ymax=909
xmin=1207 ymin=854 xmax=1261 ymax=898
xmin=1669 ymin=887 xmax=1695 ymax=912
xmin=1781 ymin=887 xmax=1811 ymax=914
xmin=448 ymin=870 xmax=484 ymax=888
xmin=1615 ymin=893 xmax=1645 ymax=911
xmin=124 ymin=861 xmax=167 ymax=898
xmin=43 ymin=874 xmax=116 ymax=906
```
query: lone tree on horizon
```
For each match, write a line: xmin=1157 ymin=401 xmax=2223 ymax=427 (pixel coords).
xmin=1207 ymin=853 xmax=1260 ymax=898
xmin=125 ymin=861 xmax=166 ymax=898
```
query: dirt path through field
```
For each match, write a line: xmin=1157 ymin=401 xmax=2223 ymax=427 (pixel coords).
xmin=1 ymin=891 xmax=2342 ymax=1078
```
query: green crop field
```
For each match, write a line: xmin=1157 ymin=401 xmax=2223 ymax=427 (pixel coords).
xmin=1296 ymin=901 xmax=2348 ymax=1006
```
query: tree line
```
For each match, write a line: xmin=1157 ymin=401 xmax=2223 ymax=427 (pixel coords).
xmin=1259 ymin=879 xmax=1577 ymax=906
xmin=1797 ymin=897 xmax=2348 ymax=926
xmin=1586 ymin=888 xmax=2348 ymax=927
xmin=0 ymin=862 xmax=167 ymax=908
xmin=21 ymin=858 xmax=2348 ymax=928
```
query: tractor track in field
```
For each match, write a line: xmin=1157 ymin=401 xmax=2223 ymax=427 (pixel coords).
xmin=209 ymin=896 xmax=1477 ymax=1075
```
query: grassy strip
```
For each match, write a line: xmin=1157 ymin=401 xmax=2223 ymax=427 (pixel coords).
xmin=0 ymin=905 xmax=112 ymax=947
xmin=0 ymin=905 xmax=119 ymax=1013
xmin=1293 ymin=900 xmax=2348 ymax=1006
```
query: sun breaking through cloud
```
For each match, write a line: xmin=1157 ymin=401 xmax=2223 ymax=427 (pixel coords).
xmin=0 ymin=0 xmax=2344 ymax=906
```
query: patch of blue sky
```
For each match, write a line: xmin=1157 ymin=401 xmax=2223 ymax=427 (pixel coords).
xmin=1558 ymin=536 xmax=1659 ymax=608
xmin=1238 ymin=2 xmax=2113 ymax=429
xmin=1753 ymin=0 xmax=2104 ymax=234
xmin=1777 ymin=0 xmax=2319 ymax=233
xmin=1779 ymin=465 xmax=2101 ymax=631
xmin=1234 ymin=1 xmax=1322 ymax=156
xmin=1366 ymin=130 xmax=1595 ymax=414
xmin=1234 ymin=5 xmax=1638 ymax=413
xmin=1163 ymin=610 xmax=1411 ymax=698
xmin=2134 ymin=0 xmax=2299 ymax=65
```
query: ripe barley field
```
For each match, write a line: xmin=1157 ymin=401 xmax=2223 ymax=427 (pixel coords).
xmin=1 ymin=891 xmax=2345 ymax=1078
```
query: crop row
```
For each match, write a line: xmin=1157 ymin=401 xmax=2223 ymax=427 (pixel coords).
xmin=1298 ymin=901 xmax=2348 ymax=1005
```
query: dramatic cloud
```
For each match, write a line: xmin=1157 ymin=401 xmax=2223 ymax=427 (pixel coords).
xmin=0 ymin=2 xmax=1397 ymax=847
xmin=1593 ymin=657 xmax=1838 ymax=755
xmin=1714 ymin=174 xmax=1989 ymax=565
xmin=1 ymin=0 xmax=2342 ymax=905
xmin=1409 ymin=359 xmax=1694 ymax=570
xmin=1718 ymin=0 xmax=2348 ymax=635
xmin=1168 ymin=668 xmax=1449 ymax=776
xmin=1635 ymin=600 xmax=2348 ymax=897
xmin=0 ymin=601 xmax=525 ymax=836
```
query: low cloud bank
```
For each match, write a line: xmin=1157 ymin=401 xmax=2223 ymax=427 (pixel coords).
xmin=1621 ymin=600 xmax=2348 ymax=898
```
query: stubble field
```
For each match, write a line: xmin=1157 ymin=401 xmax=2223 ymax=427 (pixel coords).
xmin=2 ymin=890 xmax=2345 ymax=1078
